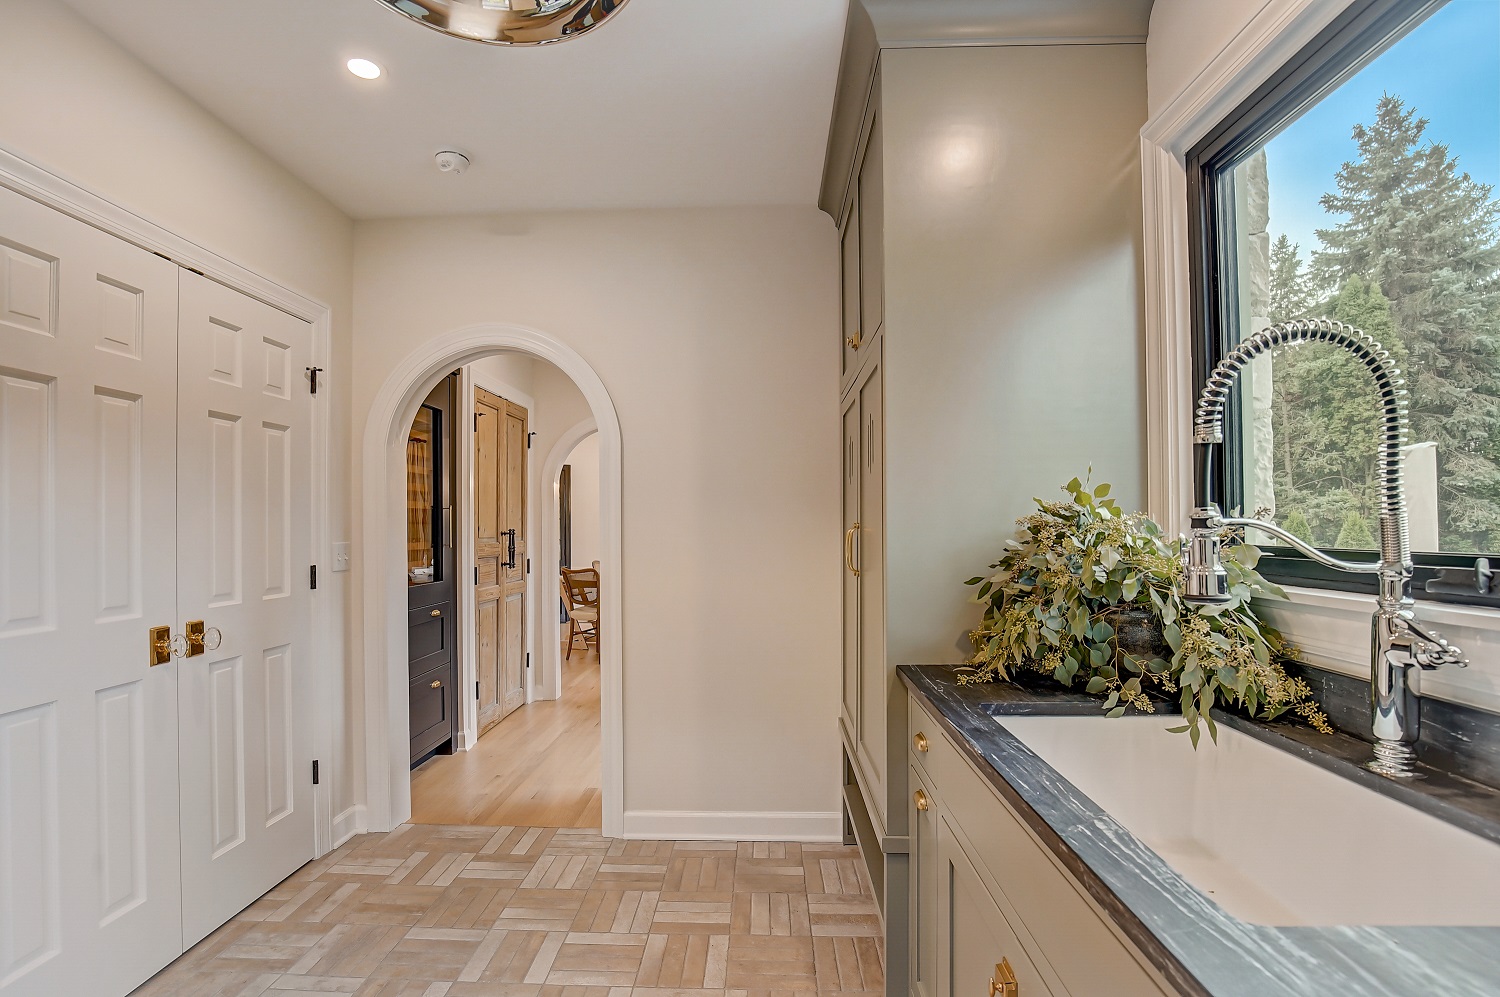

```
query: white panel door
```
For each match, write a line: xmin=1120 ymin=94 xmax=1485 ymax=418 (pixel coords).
xmin=176 ymin=271 xmax=314 ymax=947
xmin=0 ymin=186 xmax=182 ymax=995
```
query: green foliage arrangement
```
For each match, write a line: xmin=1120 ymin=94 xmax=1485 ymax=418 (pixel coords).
xmin=963 ymin=478 xmax=1332 ymax=745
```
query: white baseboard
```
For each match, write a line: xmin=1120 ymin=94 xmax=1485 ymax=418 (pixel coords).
xmin=621 ymin=810 xmax=844 ymax=842
xmin=332 ymin=805 xmax=366 ymax=849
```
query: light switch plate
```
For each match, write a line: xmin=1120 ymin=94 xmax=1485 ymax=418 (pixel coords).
xmin=332 ymin=542 xmax=352 ymax=572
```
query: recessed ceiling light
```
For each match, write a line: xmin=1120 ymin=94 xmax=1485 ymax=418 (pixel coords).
xmin=346 ymin=58 xmax=382 ymax=80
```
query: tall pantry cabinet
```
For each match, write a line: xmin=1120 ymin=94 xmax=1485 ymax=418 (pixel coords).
xmin=837 ymin=66 xmax=910 ymax=997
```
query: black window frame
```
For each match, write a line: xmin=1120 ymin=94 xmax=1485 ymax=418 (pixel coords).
xmin=1186 ymin=0 xmax=1500 ymax=609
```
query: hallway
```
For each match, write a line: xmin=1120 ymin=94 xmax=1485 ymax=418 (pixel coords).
xmin=129 ymin=823 xmax=883 ymax=996
xmin=411 ymin=650 xmax=603 ymax=828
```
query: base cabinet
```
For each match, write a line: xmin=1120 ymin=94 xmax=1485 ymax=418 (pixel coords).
xmin=907 ymin=691 xmax=1176 ymax=997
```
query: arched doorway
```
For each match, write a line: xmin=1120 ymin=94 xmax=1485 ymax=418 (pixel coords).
xmin=360 ymin=323 xmax=624 ymax=837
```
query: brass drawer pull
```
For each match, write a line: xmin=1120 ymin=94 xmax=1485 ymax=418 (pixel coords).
xmin=913 ymin=731 xmax=929 ymax=752
xmin=844 ymin=524 xmax=860 ymax=576
xmin=430 ymin=680 xmax=442 ymax=689
xmin=989 ymin=959 xmax=1017 ymax=997
xmin=913 ymin=789 xmax=929 ymax=812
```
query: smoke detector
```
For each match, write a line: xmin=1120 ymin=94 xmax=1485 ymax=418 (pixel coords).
xmin=434 ymin=151 xmax=470 ymax=175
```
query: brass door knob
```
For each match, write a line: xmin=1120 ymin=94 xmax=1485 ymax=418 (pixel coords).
xmin=913 ymin=732 xmax=929 ymax=752
xmin=989 ymin=959 xmax=1017 ymax=996
xmin=913 ymin=789 xmax=929 ymax=812
xmin=430 ymin=680 xmax=443 ymax=689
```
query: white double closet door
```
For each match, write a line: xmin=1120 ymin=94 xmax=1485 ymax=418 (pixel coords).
xmin=0 ymin=185 xmax=315 ymax=996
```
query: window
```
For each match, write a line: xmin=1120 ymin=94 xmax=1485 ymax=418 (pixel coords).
xmin=1189 ymin=0 xmax=1500 ymax=606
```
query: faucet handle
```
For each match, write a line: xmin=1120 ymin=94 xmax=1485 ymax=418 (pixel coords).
xmin=1399 ymin=613 xmax=1468 ymax=670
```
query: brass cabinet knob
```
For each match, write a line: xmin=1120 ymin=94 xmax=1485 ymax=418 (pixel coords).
xmin=989 ymin=959 xmax=1018 ymax=997
xmin=913 ymin=732 xmax=929 ymax=752
xmin=430 ymin=609 xmax=442 ymax=617
xmin=430 ymin=680 xmax=443 ymax=689
xmin=913 ymin=789 xmax=929 ymax=812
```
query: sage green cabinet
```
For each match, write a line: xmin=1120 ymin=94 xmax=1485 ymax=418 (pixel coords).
xmin=907 ymin=690 xmax=1177 ymax=997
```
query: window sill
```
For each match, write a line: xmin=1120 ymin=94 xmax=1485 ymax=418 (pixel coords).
xmin=1255 ymin=585 xmax=1500 ymax=716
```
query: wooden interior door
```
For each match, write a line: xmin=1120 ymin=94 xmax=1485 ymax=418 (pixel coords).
xmin=175 ymin=271 xmax=314 ymax=948
xmin=0 ymin=185 xmax=183 ymax=996
xmin=475 ymin=387 xmax=529 ymax=735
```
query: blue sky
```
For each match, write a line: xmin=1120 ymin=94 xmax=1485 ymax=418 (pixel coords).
xmin=1264 ymin=0 xmax=1500 ymax=257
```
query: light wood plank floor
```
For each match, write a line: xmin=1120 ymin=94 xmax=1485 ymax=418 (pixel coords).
xmin=131 ymin=825 xmax=883 ymax=996
xmin=411 ymin=647 xmax=602 ymax=828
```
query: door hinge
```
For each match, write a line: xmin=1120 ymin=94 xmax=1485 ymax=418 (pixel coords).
xmin=527 ymin=432 xmax=535 ymax=450
xmin=312 ymin=760 xmax=320 ymax=785
xmin=306 ymin=366 xmax=324 ymax=395
xmin=475 ymin=411 xmax=484 ymax=432
xmin=476 ymin=681 xmax=481 ymax=700
xmin=526 ymin=558 xmax=531 ymax=574
xmin=310 ymin=564 xmax=318 ymax=590
xmin=526 ymin=652 xmax=531 ymax=669
xmin=475 ymin=566 xmax=480 ymax=584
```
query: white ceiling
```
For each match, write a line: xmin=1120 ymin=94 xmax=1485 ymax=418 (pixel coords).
xmin=61 ymin=0 xmax=849 ymax=219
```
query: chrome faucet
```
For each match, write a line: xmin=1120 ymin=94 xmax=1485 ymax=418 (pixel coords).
xmin=1183 ymin=319 xmax=1467 ymax=778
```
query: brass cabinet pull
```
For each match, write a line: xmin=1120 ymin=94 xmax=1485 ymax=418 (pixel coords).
xmin=913 ymin=732 xmax=929 ymax=753
xmin=989 ymin=959 xmax=1018 ymax=997
xmin=844 ymin=523 xmax=861 ymax=576
xmin=913 ymin=789 xmax=929 ymax=812
xmin=430 ymin=609 xmax=442 ymax=617
xmin=430 ymin=680 xmax=443 ymax=689
xmin=845 ymin=333 xmax=862 ymax=351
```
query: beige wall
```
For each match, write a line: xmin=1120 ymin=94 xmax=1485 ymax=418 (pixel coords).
xmin=880 ymin=44 xmax=1148 ymax=665
xmin=353 ymin=207 xmax=841 ymax=820
xmin=0 ymin=0 xmax=360 ymax=822
xmin=1146 ymin=0 xmax=1271 ymax=116
xmin=564 ymin=434 xmax=603 ymax=570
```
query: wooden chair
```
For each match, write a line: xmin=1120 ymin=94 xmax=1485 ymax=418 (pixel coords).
xmin=560 ymin=574 xmax=598 ymax=659
xmin=563 ymin=567 xmax=599 ymax=607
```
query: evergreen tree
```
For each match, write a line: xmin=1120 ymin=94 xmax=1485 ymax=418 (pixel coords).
xmin=1269 ymin=235 xmax=1314 ymax=323
xmin=1281 ymin=509 xmax=1315 ymax=546
xmin=1311 ymin=94 xmax=1500 ymax=549
xmin=1335 ymin=510 xmax=1376 ymax=549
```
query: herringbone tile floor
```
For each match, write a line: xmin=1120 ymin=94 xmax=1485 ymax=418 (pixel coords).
xmin=130 ymin=825 xmax=884 ymax=997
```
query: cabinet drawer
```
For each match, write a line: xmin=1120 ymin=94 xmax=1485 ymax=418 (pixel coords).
xmin=911 ymin=695 xmax=1170 ymax=997
xmin=938 ymin=814 xmax=1056 ymax=997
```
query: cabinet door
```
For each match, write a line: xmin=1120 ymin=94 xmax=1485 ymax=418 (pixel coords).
xmin=910 ymin=766 xmax=939 ymax=997
xmin=839 ymin=189 xmax=861 ymax=394
xmin=937 ymin=817 xmax=1056 ymax=997
xmin=855 ymin=352 xmax=886 ymax=819
xmin=841 ymin=390 xmax=861 ymax=739
xmin=858 ymin=111 xmax=884 ymax=344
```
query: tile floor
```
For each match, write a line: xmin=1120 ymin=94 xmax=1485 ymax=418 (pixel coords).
xmin=130 ymin=824 xmax=884 ymax=997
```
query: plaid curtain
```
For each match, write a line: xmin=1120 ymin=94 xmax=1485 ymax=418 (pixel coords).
xmin=406 ymin=438 xmax=432 ymax=576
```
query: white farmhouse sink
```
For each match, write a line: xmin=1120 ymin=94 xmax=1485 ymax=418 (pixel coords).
xmin=996 ymin=715 xmax=1500 ymax=926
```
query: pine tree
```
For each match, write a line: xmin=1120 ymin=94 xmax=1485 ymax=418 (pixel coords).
xmin=1281 ymin=509 xmax=1315 ymax=545
xmin=1269 ymin=235 xmax=1314 ymax=323
xmin=1335 ymin=510 xmax=1376 ymax=549
xmin=1311 ymin=94 xmax=1500 ymax=550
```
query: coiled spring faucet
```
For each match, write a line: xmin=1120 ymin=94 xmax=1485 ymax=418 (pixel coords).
xmin=1183 ymin=319 xmax=1467 ymax=778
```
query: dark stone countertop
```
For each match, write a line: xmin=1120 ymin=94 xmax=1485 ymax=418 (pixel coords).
xmin=899 ymin=664 xmax=1500 ymax=997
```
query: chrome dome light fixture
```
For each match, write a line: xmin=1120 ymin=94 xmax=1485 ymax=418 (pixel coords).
xmin=373 ymin=0 xmax=631 ymax=46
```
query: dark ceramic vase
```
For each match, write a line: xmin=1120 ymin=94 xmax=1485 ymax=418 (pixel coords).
xmin=1105 ymin=606 xmax=1169 ymax=660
